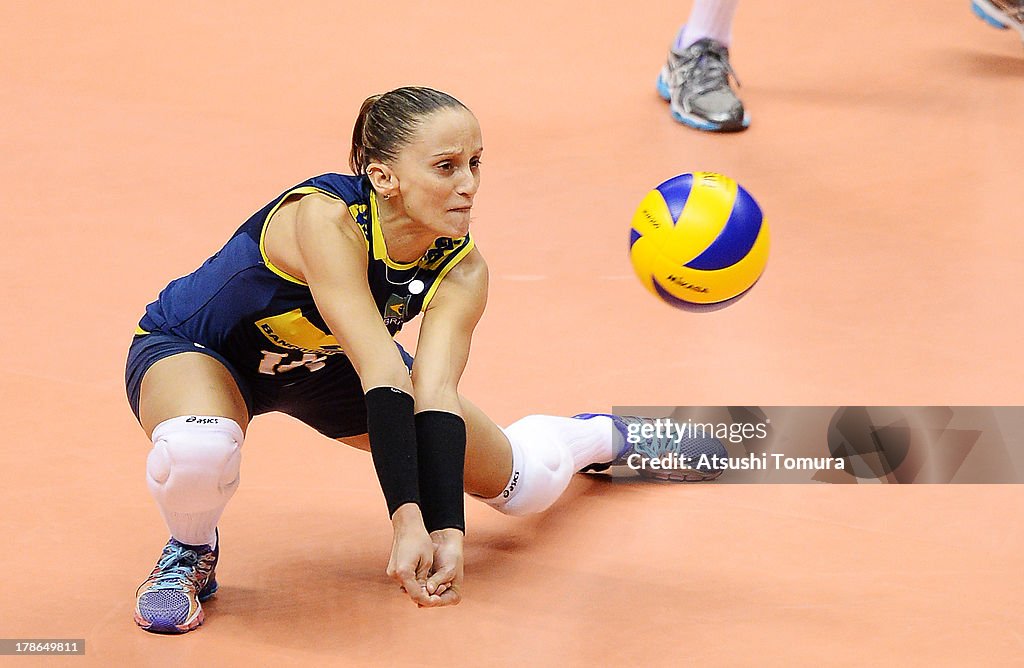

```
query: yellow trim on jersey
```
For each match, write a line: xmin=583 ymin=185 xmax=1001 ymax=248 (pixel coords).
xmin=347 ymin=202 xmax=371 ymax=250
xmin=368 ymin=191 xmax=418 ymax=270
xmin=258 ymin=186 xmax=344 ymax=286
xmin=134 ymin=325 xmax=150 ymax=336
xmin=421 ymin=238 xmax=476 ymax=310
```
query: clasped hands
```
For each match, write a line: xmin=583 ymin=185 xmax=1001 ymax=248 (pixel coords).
xmin=386 ymin=504 xmax=463 ymax=607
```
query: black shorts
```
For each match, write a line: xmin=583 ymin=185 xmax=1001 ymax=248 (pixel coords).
xmin=125 ymin=332 xmax=415 ymax=439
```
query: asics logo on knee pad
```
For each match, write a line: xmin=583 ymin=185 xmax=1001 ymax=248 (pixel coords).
xmin=502 ymin=470 xmax=520 ymax=498
xmin=186 ymin=416 xmax=220 ymax=424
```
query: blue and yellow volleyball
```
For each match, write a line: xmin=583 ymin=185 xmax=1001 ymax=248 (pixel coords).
xmin=629 ymin=172 xmax=769 ymax=310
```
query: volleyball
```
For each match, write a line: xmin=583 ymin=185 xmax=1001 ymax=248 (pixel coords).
xmin=629 ymin=172 xmax=769 ymax=310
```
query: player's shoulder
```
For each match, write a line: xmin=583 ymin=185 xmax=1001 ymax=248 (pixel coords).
xmin=444 ymin=245 xmax=487 ymax=284
xmin=294 ymin=188 xmax=364 ymax=248
xmin=305 ymin=172 xmax=371 ymax=205
xmin=427 ymin=246 xmax=487 ymax=316
xmin=297 ymin=189 xmax=350 ymax=216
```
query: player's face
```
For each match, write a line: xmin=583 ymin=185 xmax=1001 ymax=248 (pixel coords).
xmin=392 ymin=107 xmax=482 ymax=238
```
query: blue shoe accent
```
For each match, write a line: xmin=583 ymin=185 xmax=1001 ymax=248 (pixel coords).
xmin=671 ymin=109 xmax=751 ymax=132
xmin=656 ymin=72 xmax=671 ymax=101
xmin=671 ymin=109 xmax=719 ymax=131
xmin=972 ymin=1 xmax=1010 ymax=28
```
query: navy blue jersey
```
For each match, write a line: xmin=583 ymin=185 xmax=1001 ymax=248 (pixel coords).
xmin=137 ymin=173 xmax=474 ymax=378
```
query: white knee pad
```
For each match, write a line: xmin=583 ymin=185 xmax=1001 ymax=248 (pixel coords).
xmin=146 ymin=415 xmax=244 ymax=546
xmin=482 ymin=415 xmax=577 ymax=517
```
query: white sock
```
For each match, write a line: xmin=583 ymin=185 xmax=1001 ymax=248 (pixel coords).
xmin=678 ymin=0 xmax=740 ymax=49
xmin=482 ymin=415 xmax=623 ymax=516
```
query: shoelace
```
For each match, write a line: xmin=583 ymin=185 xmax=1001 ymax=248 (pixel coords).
xmin=983 ymin=1 xmax=1024 ymax=21
xmin=622 ymin=417 xmax=686 ymax=458
xmin=673 ymin=42 xmax=742 ymax=94
xmin=150 ymin=545 xmax=205 ymax=590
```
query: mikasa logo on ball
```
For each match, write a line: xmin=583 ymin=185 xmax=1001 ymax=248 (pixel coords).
xmin=666 ymin=274 xmax=709 ymax=293
xmin=699 ymin=172 xmax=728 ymax=188
xmin=640 ymin=208 xmax=663 ymax=229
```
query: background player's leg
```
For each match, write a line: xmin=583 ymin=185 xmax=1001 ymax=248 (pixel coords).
xmin=658 ymin=0 xmax=747 ymax=132
xmin=680 ymin=0 xmax=739 ymax=49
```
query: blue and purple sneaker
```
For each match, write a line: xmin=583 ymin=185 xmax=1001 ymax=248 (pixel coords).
xmin=134 ymin=532 xmax=219 ymax=634
xmin=574 ymin=414 xmax=728 ymax=482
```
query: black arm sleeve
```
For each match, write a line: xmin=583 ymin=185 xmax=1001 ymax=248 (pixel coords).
xmin=415 ymin=410 xmax=467 ymax=533
xmin=365 ymin=386 xmax=420 ymax=517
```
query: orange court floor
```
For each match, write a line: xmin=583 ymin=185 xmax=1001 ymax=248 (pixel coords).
xmin=1 ymin=1 xmax=1022 ymax=665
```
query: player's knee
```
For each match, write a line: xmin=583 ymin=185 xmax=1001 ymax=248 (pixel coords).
xmin=146 ymin=415 xmax=244 ymax=513
xmin=482 ymin=418 xmax=575 ymax=517
xmin=504 ymin=416 xmax=565 ymax=472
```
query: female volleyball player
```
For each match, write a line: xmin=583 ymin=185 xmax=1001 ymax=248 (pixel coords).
xmin=126 ymin=86 xmax=725 ymax=634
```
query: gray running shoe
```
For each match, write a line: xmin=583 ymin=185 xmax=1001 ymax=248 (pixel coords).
xmin=656 ymin=38 xmax=749 ymax=132
xmin=972 ymin=0 xmax=1024 ymax=41
xmin=574 ymin=413 xmax=728 ymax=482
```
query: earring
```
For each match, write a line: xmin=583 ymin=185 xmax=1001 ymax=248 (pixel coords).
xmin=383 ymin=193 xmax=390 ymax=200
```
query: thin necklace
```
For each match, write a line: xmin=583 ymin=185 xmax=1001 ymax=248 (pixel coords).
xmin=384 ymin=262 xmax=421 ymax=286
xmin=384 ymin=264 xmax=426 ymax=295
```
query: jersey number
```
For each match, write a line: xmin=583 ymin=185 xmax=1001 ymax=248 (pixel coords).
xmin=258 ymin=350 xmax=327 ymax=375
